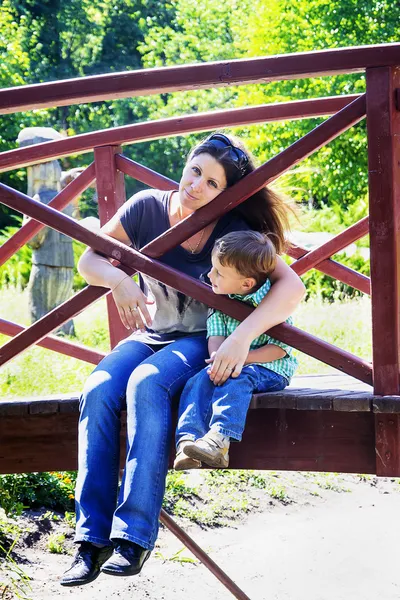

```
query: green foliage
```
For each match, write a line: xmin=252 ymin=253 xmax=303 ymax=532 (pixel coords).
xmin=72 ymin=239 xmax=87 ymax=290
xmin=0 ymin=225 xmax=90 ymax=292
xmin=163 ymin=471 xmax=199 ymax=513
xmin=64 ymin=511 xmax=75 ymax=529
xmin=300 ymin=251 xmax=369 ymax=301
xmin=0 ymin=472 xmax=76 ymax=516
xmin=155 ymin=546 xmax=198 ymax=565
xmin=47 ymin=533 xmax=66 ymax=554
xmin=238 ymin=0 xmax=400 ymax=209
xmin=0 ymin=537 xmax=32 ymax=600
xmin=0 ymin=225 xmax=32 ymax=289
xmin=294 ymin=199 xmax=369 ymax=300
xmin=2 ymin=0 xmax=399 ymax=232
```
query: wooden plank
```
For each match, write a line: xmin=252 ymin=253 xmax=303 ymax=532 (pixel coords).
xmin=0 ymin=96 xmax=361 ymax=173
xmin=291 ymin=217 xmax=369 ymax=276
xmin=332 ymin=393 xmax=372 ymax=412
xmin=250 ymin=394 xmax=296 ymax=410
xmin=233 ymin=409 xmax=376 ymax=473
xmin=29 ymin=400 xmax=60 ymax=415
xmin=0 ymin=184 xmax=373 ymax=384
xmin=0 ymin=413 xmax=79 ymax=474
xmin=375 ymin=414 xmax=400 ymax=476
xmin=0 ymin=164 xmax=95 ymax=266
xmin=58 ymin=398 xmax=80 ymax=413
xmin=367 ymin=67 xmax=400 ymax=395
xmin=95 ymin=146 xmax=127 ymax=349
xmin=0 ymin=401 xmax=30 ymax=416
xmin=0 ymin=318 xmax=105 ymax=365
xmin=0 ymin=44 xmax=398 ymax=114
xmin=0 ymin=409 xmax=377 ymax=475
xmin=373 ymin=397 xmax=400 ymax=413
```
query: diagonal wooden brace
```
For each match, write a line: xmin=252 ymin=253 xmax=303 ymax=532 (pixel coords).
xmin=0 ymin=183 xmax=373 ymax=384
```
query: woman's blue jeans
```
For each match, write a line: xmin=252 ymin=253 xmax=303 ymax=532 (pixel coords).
xmin=176 ymin=364 xmax=287 ymax=443
xmin=74 ymin=334 xmax=208 ymax=550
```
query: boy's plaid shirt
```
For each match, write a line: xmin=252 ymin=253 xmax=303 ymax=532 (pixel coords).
xmin=207 ymin=279 xmax=298 ymax=383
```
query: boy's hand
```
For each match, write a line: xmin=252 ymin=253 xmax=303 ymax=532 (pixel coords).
xmin=205 ymin=351 xmax=217 ymax=376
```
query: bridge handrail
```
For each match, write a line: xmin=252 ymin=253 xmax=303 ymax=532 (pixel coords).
xmin=0 ymin=43 xmax=399 ymax=114
xmin=0 ymin=95 xmax=359 ymax=173
xmin=1 ymin=44 xmax=399 ymax=398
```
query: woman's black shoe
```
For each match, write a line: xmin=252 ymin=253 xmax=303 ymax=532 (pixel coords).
xmin=60 ymin=542 xmax=113 ymax=586
xmin=101 ymin=540 xmax=151 ymax=576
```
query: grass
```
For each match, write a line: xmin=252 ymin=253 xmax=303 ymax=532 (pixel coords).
xmin=0 ymin=287 xmax=110 ymax=398
xmin=0 ymin=286 xmax=372 ymax=398
xmin=163 ymin=469 xmax=292 ymax=527
xmin=293 ymin=295 xmax=371 ymax=375
xmin=47 ymin=533 xmax=66 ymax=554
xmin=0 ymin=510 xmax=32 ymax=600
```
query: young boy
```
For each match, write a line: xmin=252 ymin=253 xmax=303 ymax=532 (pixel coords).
xmin=174 ymin=230 xmax=298 ymax=470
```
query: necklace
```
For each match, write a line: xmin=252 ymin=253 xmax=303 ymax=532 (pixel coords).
xmin=177 ymin=205 xmax=205 ymax=254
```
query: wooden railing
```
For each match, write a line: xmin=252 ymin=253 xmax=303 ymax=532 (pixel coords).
xmin=0 ymin=44 xmax=399 ymax=398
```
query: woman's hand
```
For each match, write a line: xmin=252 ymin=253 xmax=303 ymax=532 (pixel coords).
xmin=112 ymin=276 xmax=155 ymax=331
xmin=207 ymin=335 xmax=250 ymax=386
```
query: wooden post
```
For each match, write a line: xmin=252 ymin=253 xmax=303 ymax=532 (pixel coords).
xmin=94 ymin=145 xmax=127 ymax=348
xmin=367 ymin=66 xmax=400 ymax=476
xmin=366 ymin=67 xmax=400 ymax=396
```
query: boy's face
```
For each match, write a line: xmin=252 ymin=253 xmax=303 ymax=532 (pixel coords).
xmin=208 ymin=254 xmax=256 ymax=296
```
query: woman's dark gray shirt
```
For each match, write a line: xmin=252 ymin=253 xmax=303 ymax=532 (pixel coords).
xmin=119 ymin=189 xmax=250 ymax=344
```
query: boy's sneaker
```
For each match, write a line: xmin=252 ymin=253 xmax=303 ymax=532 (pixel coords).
xmin=183 ymin=431 xmax=230 ymax=468
xmin=173 ymin=441 xmax=202 ymax=470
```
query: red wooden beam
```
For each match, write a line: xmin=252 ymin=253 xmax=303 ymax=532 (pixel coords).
xmin=117 ymin=152 xmax=371 ymax=295
xmin=367 ymin=67 xmax=400 ymax=396
xmin=160 ymin=510 xmax=250 ymax=600
xmin=0 ymin=318 xmax=105 ymax=365
xmin=291 ymin=216 xmax=369 ymax=276
xmin=95 ymin=146 xmax=127 ymax=348
xmin=115 ymin=155 xmax=178 ymax=191
xmin=148 ymin=96 xmax=366 ymax=257
xmin=0 ymin=44 xmax=398 ymax=114
xmin=0 ymin=163 xmax=95 ymax=267
xmin=0 ymin=185 xmax=373 ymax=384
xmin=287 ymin=245 xmax=371 ymax=295
xmin=0 ymin=409 xmax=377 ymax=475
xmin=0 ymin=96 xmax=360 ymax=174
xmin=117 ymin=154 xmax=371 ymax=295
xmin=374 ymin=414 xmax=400 ymax=477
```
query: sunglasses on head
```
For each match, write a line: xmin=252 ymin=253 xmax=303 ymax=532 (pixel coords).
xmin=207 ymin=133 xmax=249 ymax=172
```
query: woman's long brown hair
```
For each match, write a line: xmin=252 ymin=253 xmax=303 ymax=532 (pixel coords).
xmin=190 ymin=132 xmax=294 ymax=255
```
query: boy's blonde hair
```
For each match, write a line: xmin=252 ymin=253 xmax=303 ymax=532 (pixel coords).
xmin=213 ymin=231 xmax=277 ymax=287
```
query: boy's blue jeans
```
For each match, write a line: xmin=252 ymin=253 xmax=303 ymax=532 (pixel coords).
xmin=176 ymin=364 xmax=288 ymax=443
xmin=74 ymin=334 xmax=208 ymax=550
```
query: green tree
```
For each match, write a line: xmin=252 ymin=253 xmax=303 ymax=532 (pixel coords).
xmin=237 ymin=0 xmax=400 ymax=210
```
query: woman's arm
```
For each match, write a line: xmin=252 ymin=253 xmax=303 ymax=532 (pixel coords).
xmin=78 ymin=212 xmax=153 ymax=331
xmin=208 ymin=257 xmax=305 ymax=385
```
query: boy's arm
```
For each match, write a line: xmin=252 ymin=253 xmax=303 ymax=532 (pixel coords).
xmin=208 ymin=335 xmax=227 ymax=358
xmin=244 ymin=343 xmax=286 ymax=365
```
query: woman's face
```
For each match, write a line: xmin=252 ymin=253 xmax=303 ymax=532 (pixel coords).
xmin=179 ymin=153 xmax=228 ymax=213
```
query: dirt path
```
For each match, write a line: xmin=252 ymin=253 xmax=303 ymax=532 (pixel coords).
xmin=17 ymin=474 xmax=400 ymax=600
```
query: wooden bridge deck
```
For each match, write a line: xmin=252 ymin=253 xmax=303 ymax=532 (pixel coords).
xmin=0 ymin=374 xmax=399 ymax=476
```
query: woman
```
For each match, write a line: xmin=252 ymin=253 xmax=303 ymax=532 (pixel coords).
xmin=61 ymin=132 xmax=305 ymax=586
